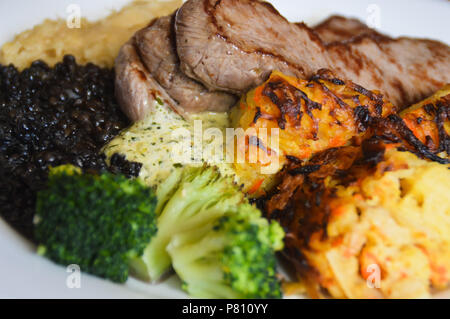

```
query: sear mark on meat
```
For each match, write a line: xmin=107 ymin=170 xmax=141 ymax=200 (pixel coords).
xmin=115 ymin=39 xmax=187 ymax=122
xmin=313 ymin=15 xmax=383 ymax=44
xmin=135 ymin=15 xmax=236 ymax=113
xmin=115 ymin=15 xmax=237 ymax=121
xmin=174 ymin=0 xmax=450 ymax=109
xmin=175 ymin=0 xmax=326 ymax=93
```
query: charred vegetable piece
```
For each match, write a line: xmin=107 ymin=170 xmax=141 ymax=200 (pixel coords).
xmin=400 ymin=85 xmax=450 ymax=156
xmin=366 ymin=86 xmax=450 ymax=165
xmin=230 ymin=70 xmax=396 ymax=195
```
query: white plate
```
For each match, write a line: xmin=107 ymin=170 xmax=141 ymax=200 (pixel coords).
xmin=0 ymin=0 xmax=449 ymax=299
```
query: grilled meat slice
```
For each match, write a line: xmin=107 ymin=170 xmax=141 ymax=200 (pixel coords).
xmin=325 ymin=36 xmax=450 ymax=111
xmin=115 ymin=39 xmax=186 ymax=122
xmin=115 ymin=12 xmax=354 ymax=120
xmin=313 ymin=15 xmax=382 ymax=44
xmin=175 ymin=0 xmax=325 ymax=93
xmin=175 ymin=0 xmax=450 ymax=108
xmin=135 ymin=15 xmax=236 ymax=114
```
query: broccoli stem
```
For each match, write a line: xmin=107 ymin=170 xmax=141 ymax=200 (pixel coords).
xmin=131 ymin=167 xmax=244 ymax=282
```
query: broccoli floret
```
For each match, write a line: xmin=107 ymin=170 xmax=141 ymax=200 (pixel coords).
xmin=34 ymin=165 xmax=157 ymax=283
xmin=167 ymin=203 xmax=285 ymax=299
xmin=130 ymin=166 xmax=245 ymax=281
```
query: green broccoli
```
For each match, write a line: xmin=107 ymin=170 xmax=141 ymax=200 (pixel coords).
xmin=130 ymin=166 xmax=245 ymax=282
xmin=34 ymin=165 xmax=158 ymax=283
xmin=168 ymin=203 xmax=285 ymax=299
xmin=131 ymin=166 xmax=285 ymax=298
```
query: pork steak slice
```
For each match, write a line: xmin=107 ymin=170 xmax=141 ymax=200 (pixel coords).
xmin=115 ymin=39 xmax=187 ymax=122
xmin=175 ymin=0 xmax=327 ymax=94
xmin=135 ymin=15 xmax=236 ymax=113
xmin=131 ymin=13 xmax=374 ymax=117
xmin=175 ymin=0 xmax=450 ymax=108
xmin=312 ymin=15 xmax=382 ymax=44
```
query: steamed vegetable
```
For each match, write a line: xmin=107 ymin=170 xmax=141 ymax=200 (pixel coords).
xmin=131 ymin=166 xmax=284 ymax=299
xmin=168 ymin=203 xmax=284 ymax=299
xmin=130 ymin=167 xmax=244 ymax=281
xmin=35 ymin=164 xmax=285 ymax=298
xmin=35 ymin=165 xmax=158 ymax=283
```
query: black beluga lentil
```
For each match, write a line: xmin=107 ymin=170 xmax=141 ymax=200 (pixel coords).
xmin=0 ymin=55 xmax=141 ymax=241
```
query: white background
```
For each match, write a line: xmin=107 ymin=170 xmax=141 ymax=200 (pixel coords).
xmin=1 ymin=0 xmax=449 ymax=45
xmin=0 ymin=0 xmax=449 ymax=298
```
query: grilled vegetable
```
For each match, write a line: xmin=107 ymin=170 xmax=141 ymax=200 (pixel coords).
xmin=400 ymin=84 xmax=449 ymax=156
xmin=264 ymin=138 xmax=450 ymax=299
xmin=230 ymin=70 xmax=396 ymax=195
xmin=367 ymin=86 xmax=450 ymax=165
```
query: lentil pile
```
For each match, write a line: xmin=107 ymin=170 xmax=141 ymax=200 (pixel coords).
xmin=0 ymin=55 xmax=141 ymax=241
